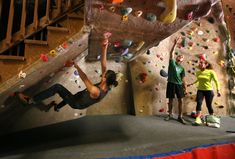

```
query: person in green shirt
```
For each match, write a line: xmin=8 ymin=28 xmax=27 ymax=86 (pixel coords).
xmin=187 ymin=60 xmax=221 ymax=125
xmin=165 ymin=37 xmax=187 ymax=124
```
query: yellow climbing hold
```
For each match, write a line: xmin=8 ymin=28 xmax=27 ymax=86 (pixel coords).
xmin=122 ymin=15 xmax=128 ymax=21
xmin=159 ymin=0 xmax=177 ymax=24
xmin=49 ymin=50 xmax=57 ymax=57
xmin=135 ymin=41 xmax=145 ymax=51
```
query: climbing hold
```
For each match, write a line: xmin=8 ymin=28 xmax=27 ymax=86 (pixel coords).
xmin=116 ymin=72 xmax=124 ymax=81
xmin=206 ymin=30 xmax=210 ymax=33
xmin=217 ymin=105 xmax=224 ymax=109
xmin=110 ymin=0 xmax=124 ymax=4
xmin=121 ymin=48 xmax=129 ymax=56
xmin=95 ymin=69 xmax=101 ymax=74
xmin=188 ymin=42 xmax=194 ymax=47
xmin=203 ymin=46 xmax=209 ymax=50
xmin=160 ymin=69 xmax=168 ymax=77
xmin=159 ymin=108 xmax=165 ymax=112
xmin=135 ymin=41 xmax=145 ymax=51
xmin=99 ymin=4 xmax=104 ymax=11
xmin=199 ymin=53 xmax=207 ymax=61
xmin=113 ymin=41 xmax=121 ymax=48
xmin=146 ymin=13 xmax=157 ymax=22
xmin=40 ymin=54 xmax=49 ymax=62
xmin=180 ymin=32 xmax=186 ymax=36
xmin=134 ymin=10 xmax=143 ymax=17
xmin=197 ymin=30 xmax=204 ymax=35
xmin=74 ymin=70 xmax=79 ymax=76
xmin=138 ymin=73 xmax=148 ymax=83
xmin=213 ymin=37 xmax=220 ymax=42
xmin=159 ymin=0 xmax=177 ymax=23
xmin=207 ymin=17 xmax=215 ymax=24
xmin=122 ymin=39 xmax=133 ymax=47
xmin=120 ymin=7 xmax=132 ymax=16
xmin=123 ymin=53 xmax=133 ymax=60
xmin=181 ymin=38 xmax=187 ymax=47
xmin=202 ymin=38 xmax=209 ymax=42
xmin=186 ymin=11 xmax=193 ymax=20
xmin=62 ymin=42 xmax=68 ymax=49
xmin=109 ymin=6 xmax=116 ymax=12
xmin=191 ymin=27 xmax=198 ymax=32
xmin=97 ymin=55 xmax=101 ymax=60
xmin=146 ymin=50 xmax=151 ymax=55
xmin=18 ymin=71 xmax=27 ymax=79
xmin=122 ymin=15 xmax=128 ymax=21
xmin=188 ymin=30 xmax=194 ymax=36
xmin=219 ymin=60 xmax=225 ymax=67
xmin=49 ymin=50 xmax=57 ymax=57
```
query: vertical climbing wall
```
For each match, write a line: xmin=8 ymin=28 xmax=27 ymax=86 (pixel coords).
xmin=130 ymin=18 xmax=229 ymax=116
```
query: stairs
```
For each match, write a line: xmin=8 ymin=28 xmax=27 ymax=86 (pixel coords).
xmin=0 ymin=0 xmax=85 ymax=83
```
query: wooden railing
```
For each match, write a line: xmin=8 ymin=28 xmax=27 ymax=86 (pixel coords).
xmin=0 ymin=0 xmax=84 ymax=60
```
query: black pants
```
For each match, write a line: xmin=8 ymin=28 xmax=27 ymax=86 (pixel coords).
xmin=33 ymin=84 xmax=79 ymax=109
xmin=196 ymin=90 xmax=214 ymax=114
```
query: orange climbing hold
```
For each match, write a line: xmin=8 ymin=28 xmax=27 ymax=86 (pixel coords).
xmin=110 ymin=0 xmax=124 ymax=4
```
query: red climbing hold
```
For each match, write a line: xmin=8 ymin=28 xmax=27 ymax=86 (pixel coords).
xmin=40 ymin=54 xmax=49 ymax=62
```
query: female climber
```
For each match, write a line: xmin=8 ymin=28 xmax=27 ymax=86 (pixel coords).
xmin=187 ymin=60 xmax=221 ymax=125
xmin=18 ymin=34 xmax=118 ymax=112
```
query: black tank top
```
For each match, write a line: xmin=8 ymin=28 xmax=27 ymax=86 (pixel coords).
xmin=73 ymin=83 xmax=108 ymax=109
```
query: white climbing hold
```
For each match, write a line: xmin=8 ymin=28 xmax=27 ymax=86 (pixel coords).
xmin=18 ymin=71 xmax=26 ymax=79
xmin=197 ymin=30 xmax=204 ymax=35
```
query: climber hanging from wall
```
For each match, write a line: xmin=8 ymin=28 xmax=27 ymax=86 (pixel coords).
xmin=17 ymin=32 xmax=119 ymax=112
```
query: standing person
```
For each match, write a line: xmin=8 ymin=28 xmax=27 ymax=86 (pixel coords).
xmin=18 ymin=34 xmax=118 ymax=112
xmin=165 ymin=37 xmax=187 ymax=124
xmin=165 ymin=38 xmax=186 ymax=124
xmin=187 ymin=60 xmax=221 ymax=125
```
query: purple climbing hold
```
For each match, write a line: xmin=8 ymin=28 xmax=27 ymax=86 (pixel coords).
xmin=74 ymin=70 xmax=79 ymax=76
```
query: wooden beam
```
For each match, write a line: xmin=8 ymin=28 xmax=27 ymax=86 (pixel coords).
xmin=0 ymin=0 xmax=2 ymax=19
xmin=57 ymin=0 xmax=62 ymax=16
xmin=20 ymin=0 xmax=27 ymax=38
xmin=0 ymin=55 xmax=25 ymax=61
xmin=45 ymin=0 xmax=51 ymax=23
xmin=67 ymin=0 xmax=72 ymax=9
xmin=47 ymin=26 xmax=69 ymax=32
xmin=33 ymin=0 xmax=39 ymax=30
xmin=24 ymin=39 xmax=48 ymax=45
xmin=6 ymin=0 xmax=14 ymax=45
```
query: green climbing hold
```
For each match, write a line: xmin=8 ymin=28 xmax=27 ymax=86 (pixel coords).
xmin=182 ymin=38 xmax=187 ymax=47
xmin=120 ymin=7 xmax=133 ymax=16
xmin=180 ymin=32 xmax=186 ymax=36
xmin=122 ymin=39 xmax=133 ymax=47
xmin=146 ymin=13 xmax=157 ymax=22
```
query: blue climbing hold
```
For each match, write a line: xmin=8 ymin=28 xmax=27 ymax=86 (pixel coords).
xmin=120 ymin=7 xmax=133 ymax=16
xmin=146 ymin=13 xmax=157 ymax=22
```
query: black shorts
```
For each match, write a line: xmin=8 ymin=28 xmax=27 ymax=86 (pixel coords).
xmin=166 ymin=82 xmax=185 ymax=99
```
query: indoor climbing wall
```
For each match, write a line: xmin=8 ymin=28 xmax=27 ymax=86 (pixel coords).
xmin=84 ymin=0 xmax=214 ymax=62
xmin=130 ymin=17 xmax=229 ymax=117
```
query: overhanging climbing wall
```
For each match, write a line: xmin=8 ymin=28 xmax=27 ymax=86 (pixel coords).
xmin=84 ymin=0 xmax=214 ymax=62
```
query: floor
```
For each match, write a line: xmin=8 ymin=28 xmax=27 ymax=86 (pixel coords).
xmin=0 ymin=115 xmax=234 ymax=159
